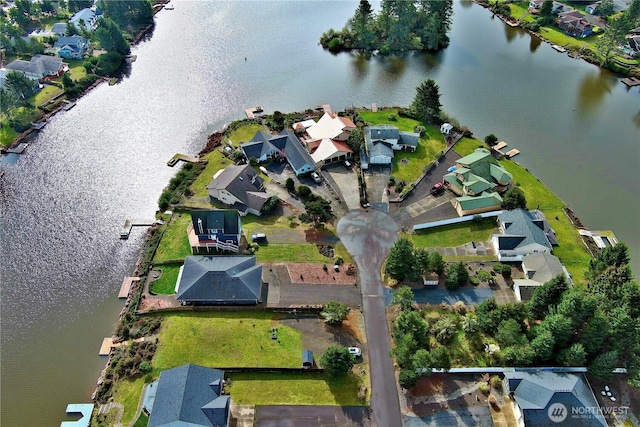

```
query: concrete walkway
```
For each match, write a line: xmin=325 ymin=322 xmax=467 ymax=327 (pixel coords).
xmin=338 ymin=209 xmax=402 ymax=427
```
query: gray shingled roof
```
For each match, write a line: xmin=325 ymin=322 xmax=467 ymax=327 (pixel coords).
xmin=278 ymin=130 xmax=314 ymax=171
xmin=176 ymin=256 xmax=262 ymax=304
xmin=369 ymin=125 xmax=400 ymax=141
xmin=190 ymin=210 xmax=240 ymax=236
xmin=497 ymin=209 xmax=553 ymax=251
xmin=148 ymin=364 xmax=229 ymax=427
xmin=54 ymin=35 xmax=88 ymax=49
xmin=5 ymin=54 xmax=64 ymax=76
xmin=206 ymin=164 xmax=268 ymax=212
xmin=399 ymin=131 xmax=419 ymax=148
xmin=522 ymin=252 xmax=565 ymax=284
xmin=505 ymin=371 xmax=607 ymax=427
xmin=51 ymin=23 xmax=67 ymax=35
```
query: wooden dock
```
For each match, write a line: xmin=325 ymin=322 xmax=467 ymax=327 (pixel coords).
xmin=62 ymin=101 xmax=76 ymax=111
xmin=120 ymin=219 xmax=156 ymax=239
xmin=551 ymin=44 xmax=567 ymax=53
xmin=99 ymin=337 xmax=144 ymax=355
xmin=506 ymin=148 xmax=520 ymax=158
xmin=244 ymin=106 xmax=263 ymax=119
xmin=167 ymin=153 xmax=200 ymax=167
xmin=118 ymin=276 xmax=140 ymax=298
xmin=371 ymin=103 xmax=377 ymax=112
xmin=622 ymin=77 xmax=640 ymax=87
xmin=32 ymin=121 xmax=47 ymax=130
xmin=319 ymin=104 xmax=333 ymax=115
xmin=493 ymin=141 xmax=508 ymax=151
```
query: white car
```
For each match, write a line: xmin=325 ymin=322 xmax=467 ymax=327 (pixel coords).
xmin=348 ymin=347 xmax=362 ymax=357
xmin=311 ymin=171 xmax=322 ymax=184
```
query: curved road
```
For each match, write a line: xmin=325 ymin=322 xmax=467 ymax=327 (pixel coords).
xmin=338 ymin=209 xmax=401 ymax=427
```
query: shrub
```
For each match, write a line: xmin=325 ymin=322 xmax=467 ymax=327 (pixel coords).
xmin=490 ymin=375 xmax=502 ymax=388
xmin=296 ymin=185 xmax=311 ymax=198
xmin=399 ymin=369 xmax=419 ymax=389
xmin=388 ymin=114 xmax=398 ymax=121
xmin=470 ymin=277 xmax=480 ymax=286
xmin=484 ymin=134 xmax=498 ymax=146
xmin=478 ymin=382 xmax=490 ymax=395
xmin=413 ymin=125 xmax=427 ymax=137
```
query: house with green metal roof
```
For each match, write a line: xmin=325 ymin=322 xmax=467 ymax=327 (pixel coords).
xmin=443 ymin=148 xmax=513 ymax=216
xmin=505 ymin=371 xmax=607 ymax=427
xmin=175 ymin=256 xmax=262 ymax=305
xmin=146 ymin=364 xmax=229 ymax=427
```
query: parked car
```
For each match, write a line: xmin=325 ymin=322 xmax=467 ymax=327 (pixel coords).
xmin=430 ymin=182 xmax=445 ymax=196
xmin=251 ymin=233 xmax=267 ymax=242
xmin=311 ymin=171 xmax=322 ymax=184
xmin=348 ymin=347 xmax=362 ymax=357
xmin=343 ymin=160 xmax=352 ymax=169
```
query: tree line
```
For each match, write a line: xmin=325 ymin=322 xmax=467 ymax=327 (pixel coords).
xmin=320 ymin=0 xmax=453 ymax=53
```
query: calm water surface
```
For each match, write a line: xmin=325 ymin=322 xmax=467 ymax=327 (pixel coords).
xmin=1 ymin=2 xmax=638 ymax=425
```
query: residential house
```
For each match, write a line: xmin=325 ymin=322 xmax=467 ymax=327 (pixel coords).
xmin=4 ymin=54 xmax=65 ymax=81
xmin=363 ymin=125 xmax=420 ymax=167
xmin=491 ymin=209 xmax=557 ymax=261
xmin=69 ymin=7 xmax=101 ymax=32
xmin=54 ymin=35 xmax=89 ymax=59
xmin=242 ymin=130 xmax=315 ymax=176
xmin=585 ymin=2 xmax=600 ymax=14
xmin=309 ymin=138 xmax=352 ymax=164
xmin=505 ymin=371 xmax=607 ymax=427
xmin=187 ymin=210 xmax=242 ymax=254
xmin=556 ymin=10 xmax=594 ymax=38
xmin=529 ymin=0 xmax=565 ymax=14
xmin=51 ymin=22 xmax=68 ymax=36
xmin=443 ymin=148 xmax=512 ymax=216
xmin=146 ymin=364 xmax=230 ymax=427
xmin=306 ymin=112 xmax=356 ymax=142
xmin=206 ymin=164 xmax=269 ymax=216
xmin=624 ymin=28 xmax=640 ymax=56
xmin=513 ymin=252 xmax=572 ymax=301
xmin=175 ymin=256 xmax=262 ymax=305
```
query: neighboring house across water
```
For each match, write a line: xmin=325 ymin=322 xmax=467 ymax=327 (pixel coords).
xmin=556 ymin=10 xmax=594 ymax=38
xmin=51 ymin=22 xmax=68 ymax=36
xmin=444 ymin=148 xmax=512 ymax=216
xmin=492 ymin=209 xmax=557 ymax=262
xmin=69 ymin=7 xmax=101 ymax=32
xmin=175 ymin=255 xmax=263 ymax=305
xmin=243 ymin=130 xmax=315 ymax=176
xmin=54 ymin=35 xmax=89 ymax=59
xmin=505 ymin=371 xmax=607 ymax=427
xmin=207 ymin=164 xmax=269 ymax=216
xmin=363 ymin=125 xmax=420 ymax=167
xmin=513 ymin=252 xmax=572 ymax=301
xmin=145 ymin=364 xmax=230 ymax=427
xmin=3 ymin=54 xmax=65 ymax=81
xmin=187 ymin=210 xmax=242 ymax=254
xmin=306 ymin=112 xmax=356 ymax=142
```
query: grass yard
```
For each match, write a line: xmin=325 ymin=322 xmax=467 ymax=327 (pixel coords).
xmin=152 ymin=212 xmax=193 ymax=263
xmin=255 ymin=244 xmax=332 ymax=263
xmin=508 ymin=2 xmax=535 ymax=22
xmin=228 ymin=123 xmax=264 ymax=146
xmin=132 ymin=412 xmax=149 ymax=427
xmin=31 ymin=85 xmax=63 ymax=107
xmin=538 ymin=25 xmax=596 ymax=50
xmin=411 ymin=218 xmax=497 ymax=248
xmin=189 ymin=150 xmax=233 ymax=198
xmin=228 ymin=371 xmax=365 ymax=406
xmin=149 ymin=264 xmax=181 ymax=294
xmin=153 ymin=312 xmax=303 ymax=370
xmin=241 ymin=211 xmax=302 ymax=236
xmin=108 ymin=376 xmax=146 ymax=427
xmin=453 ymin=137 xmax=485 ymax=157
xmin=0 ymin=120 xmax=18 ymax=147
xmin=500 ymin=159 xmax=591 ymax=281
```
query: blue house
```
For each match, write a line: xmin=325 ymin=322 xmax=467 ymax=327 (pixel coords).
xmin=243 ymin=129 xmax=315 ymax=176
xmin=188 ymin=210 xmax=242 ymax=253
xmin=176 ymin=256 xmax=263 ymax=305
xmin=146 ymin=364 xmax=229 ymax=427
xmin=54 ymin=35 xmax=89 ymax=59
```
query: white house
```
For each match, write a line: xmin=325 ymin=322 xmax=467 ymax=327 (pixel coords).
xmin=69 ymin=7 xmax=101 ymax=31
xmin=306 ymin=112 xmax=356 ymax=141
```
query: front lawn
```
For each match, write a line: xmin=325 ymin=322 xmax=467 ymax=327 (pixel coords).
xmin=149 ymin=264 xmax=181 ymax=294
xmin=255 ymin=244 xmax=332 ymax=263
xmin=453 ymin=137 xmax=484 ymax=157
xmin=228 ymin=371 xmax=365 ymax=406
xmin=107 ymin=376 xmax=146 ymax=427
xmin=538 ymin=25 xmax=597 ymax=50
xmin=227 ymin=123 xmax=264 ymax=146
xmin=153 ymin=312 xmax=303 ymax=370
xmin=411 ymin=218 xmax=497 ymax=248
xmin=189 ymin=150 xmax=233 ymax=198
xmin=0 ymin=120 xmax=19 ymax=147
xmin=152 ymin=212 xmax=192 ymax=263
xmin=31 ymin=85 xmax=63 ymax=107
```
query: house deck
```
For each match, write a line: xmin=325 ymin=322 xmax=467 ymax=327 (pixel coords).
xmin=118 ymin=276 xmax=140 ymax=298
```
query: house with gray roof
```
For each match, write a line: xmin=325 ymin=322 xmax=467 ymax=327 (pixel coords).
xmin=175 ymin=255 xmax=262 ymax=305
xmin=492 ymin=209 xmax=557 ymax=261
xmin=242 ymin=129 xmax=314 ymax=176
xmin=146 ymin=364 xmax=229 ymax=427
xmin=187 ymin=210 xmax=242 ymax=254
xmin=206 ymin=164 xmax=269 ymax=216
xmin=54 ymin=35 xmax=89 ymax=59
xmin=505 ymin=371 xmax=607 ymax=427
xmin=4 ymin=54 xmax=65 ymax=81
xmin=51 ymin=23 xmax=68 ymax=36
xmin=513 ymin=252 xmax=572 ymax=301
xmin=363 ymin=125 xmax=420 ymax=167
xmin=69 ymin=7 xmax=101 ymax=31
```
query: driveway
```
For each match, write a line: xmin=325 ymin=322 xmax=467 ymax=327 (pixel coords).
xmin=255 ymin=405 xmax=375 ymax=427
xmin=338 ymin=209 xmax=402 ymax=427
xmin=402 ymin=407 xmax=493 ymax=427
xmin=325 ymin=162 xmax=360 ymax=211
xmin=411 ymin=288 xmax=494 ymax=305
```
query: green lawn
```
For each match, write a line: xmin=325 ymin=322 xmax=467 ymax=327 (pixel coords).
xmin=189 ymin=150 xmax=233 ymax=198
xmin=411 ymin=218 xmax=497 ymax=248
xmin=228 ymin=123 xmax=264 ymax=147
xmin=538 ymin=26 xmax=597 ymax=50
xmin=109 ymin=376 xmax=146 ymax=427
xmin=153 ymin=312 xmax=303 ymax=370
xmin=132 ymin=411 xmax=149 ymax=427
xmin=0 ymin=119 xmax=19 ymax=147
xmin=358 ymin=109 xmax=446 ymax=182
xmin=31 ymin=85 xmax=63 ymax=107
xmin=152 ymin=212 xmax=193 ymax=263
xmin=454 ymin=137 xmax=485 ymax=157
xmin=507 ymin=1 xmax=535 ymax=22
xmin=149 ymin=264 xmax=181 ymax=294
xmin=228 ymin=371 xmax=365 ymax=406
xmin=255 ymin=244 xmax=332 ymax=263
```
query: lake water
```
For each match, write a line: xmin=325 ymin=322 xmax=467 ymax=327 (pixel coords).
xmin=1 ymin=1 xmax=638 ymax=425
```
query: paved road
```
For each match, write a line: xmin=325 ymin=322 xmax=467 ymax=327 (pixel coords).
xmin=255 ymin=405 xmax=375 ymax=427
xmin=338 ymin=209 xmax=401 ymax=427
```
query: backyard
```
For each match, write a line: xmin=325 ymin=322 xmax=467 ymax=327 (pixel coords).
xmin=149 ymin=264 xmax=181 ymax=294
xmin=152 ymin=212 xmax=192 ymax=263
xmin=411 ymin=218 xmax=496 ymax=249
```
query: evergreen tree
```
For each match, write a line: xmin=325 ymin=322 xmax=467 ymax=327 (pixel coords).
xmin=391 ymin=286 xmax=415 ymax=311
xmin=528 ymin=275 xmax=569 ymax=320
xmin=410 ymin=79 xmax=442 ymax=123
xmin=386 ymin=237 xmax=418 ymax=281
xmin=501 ymin=186 xmax=527 ymax=210
xmin=321 ymin=346 xmax=355 ymax=378
xmin=95 ymin=18 xmax=129 ymax=55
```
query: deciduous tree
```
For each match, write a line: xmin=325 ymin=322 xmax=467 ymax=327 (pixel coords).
xmin=321 ymin=346 xmax=355 ymax=378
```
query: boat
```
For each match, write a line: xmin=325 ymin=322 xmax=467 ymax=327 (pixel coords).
xmin=164 ymin=3 xmax=174 ymax=10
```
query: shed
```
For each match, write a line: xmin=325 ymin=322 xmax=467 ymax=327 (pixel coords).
xmin=440 ymin=123 xmax=454 ymax=135
xmin=302 ymin=350 xmax=314 ymax=369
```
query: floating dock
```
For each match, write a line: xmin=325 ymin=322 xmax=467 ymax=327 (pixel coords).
xmin=60 ymin=403 xmax=94 ymax=427
xmin=493 ymin=141 xmax=508 ymax=151
xmin=5 ymin=143 xmax=28 ymax=154
xmin=167 ymin=153 xmax=200 ymax=167
xmin=621 ymin=77 xmax=640 ymax=87
xmin=118 ymin=276 xmax=140 ymax=298
xmin=120 ymin=219 xmax=156 ymax=239
xmin=244 ymin=106 xmax=263 ymax=119
xmin=99 ymin=337 xmax=145 ymax=355
xmin=505 ymin=148 xmax=520 ymax=158
xmin=62 ymin=101 xmax=76 ymax=111
xmin=551 ymin=44 xmax=567 ymax=53
xmin=32 ymin=121 xmax=47 ymax=130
